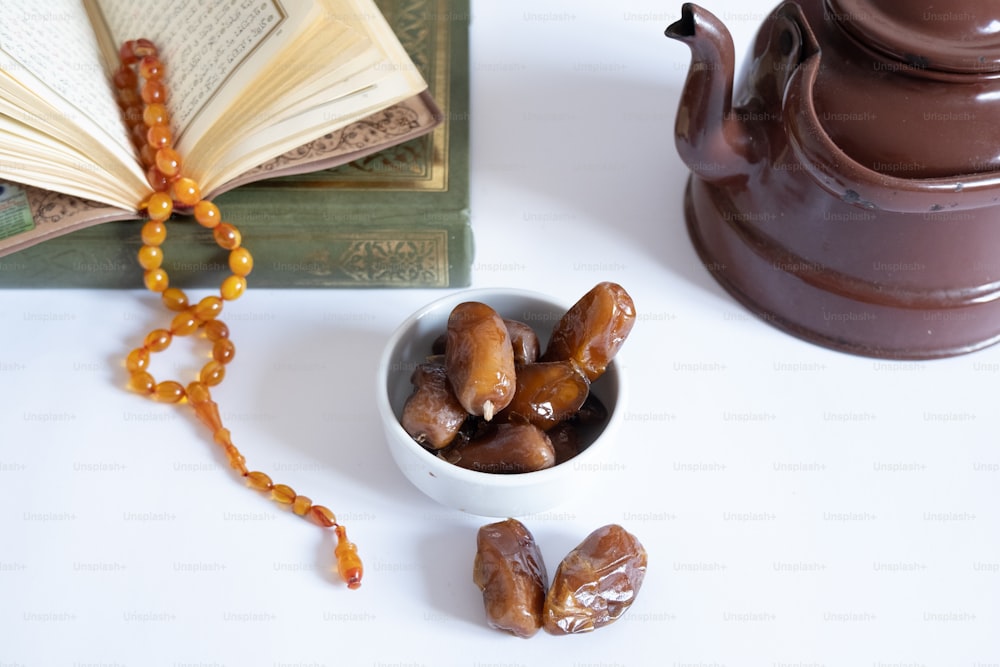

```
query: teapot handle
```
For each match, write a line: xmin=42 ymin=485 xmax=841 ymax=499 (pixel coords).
xmin=783 ymin=49 xmax=1000 ymax=213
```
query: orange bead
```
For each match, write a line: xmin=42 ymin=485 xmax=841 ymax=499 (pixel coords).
xmin=132 ymin=38 xmax=157 ymax=58
xmin=161 ymin=287 xmax=189 ymax=312
xmin=335 ymin=525 xmax=363 ymax=590
xmin=199 ymin=360 xmax=225 ymax=386
xmin=185 ymin=381 xmax=212 ymax=405
xmin=145 ymin=192 xmax=173 ymax=221
xmin=220 ymin=275 xmax=246 ymax=301
xmin=139 ymin=144 xmax=157 ymax=169
xmin=143 ymin=103 xmax=168 ymax=127
xmin=112 ymin=64 xmax=137 ymax=89
xmin=140 ymin=219 xmax=166 ymax=245
xmin=194 ymin=296 xmax=223 ymax=320
xmin=137 ymin=244 xmax=163 ymax=270
xmin=308 ymin=505 xmax=337 ymax=528
xmin=125 ymin=347 xmax=149 ymax=373
xmin=212 ymin=427 xmax=232 ymax=447
xmin=228 ymin=247 xmax=253 ymax=276
xmin=138 ymin=55 xmax=163 ymax=80
xmin=171 ymin=178 xmax=201 ymax=206
xmin=128 ymin=370 xmax=156 ymax=394
xmin=144 ymin=328 xmax=172 ymax=352
xmin=117 ymin=86 xmax=140 ymax=109
xmin=272 ymin=484 xmax=296 ymax=504
xmin=119 ymin=41 xmax=139 ymax=65
xmin=246 ymin=471 xmax=273 ymax=491
xmin=213 ymin=223 xmax=241 ymax=250
xmin=202 ymin=319 xmax=229 ymax=341
xmin=143 ymin=268 xmax=169 ymax=292
xmin=193 ymin=200 xmax=220 ymax=228
xmin=291 ymin=495 xmax=313 ymax=516
xmin=146 ymin=124 xmax=171 ymax=149
xmin=170 ymin=310 xmax=199 ymax=336
xmin=141 ymin=78 xmax=165 ymax=104
xmin=153 ymin=381 xmax=185 ymax=403
xmin=146 ymin=165 xmax=173 ymax=192
xmin=155 ymin=147 xmax=181 ymax=177
xmin=212 ymin=338 xmax=235 ymax=364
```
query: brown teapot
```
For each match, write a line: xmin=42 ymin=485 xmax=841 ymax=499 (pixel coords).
xmin=666 ymin=0 xmax=1000 ymax=358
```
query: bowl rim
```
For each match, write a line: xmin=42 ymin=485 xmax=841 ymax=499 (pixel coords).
xmin=376 ymin=287 xmax=626 ymax=488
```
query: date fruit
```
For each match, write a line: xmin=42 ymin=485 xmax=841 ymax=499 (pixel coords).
xmin=504 ymin=318 xmax=541 ymax=365
xmin=473 ymin=518 xmax=548 ymax=638
xmin=542 ymin=524 xmax=647 ymax=634
xmin=443 ymin=422 xmax=555 ymax=473
xmin=445 ymin=302 xmax=516 ymax=421
xmin=541 ymin=282 xmax=635 ymax=382
xmin=401 ymin=361 xmax=468 ymax=450
xmin=498 ymin=361 xmax=590 ymax=431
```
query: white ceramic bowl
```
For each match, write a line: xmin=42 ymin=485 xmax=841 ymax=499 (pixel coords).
xmin=377 ymin=288 xmax=626 ymax=517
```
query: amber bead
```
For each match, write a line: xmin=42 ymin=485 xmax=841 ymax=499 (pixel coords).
xmin=213 ymin=223 xmax=241 ymax=250
xmin=146 ymin=166 xmax=171 ymax=192
xmin=309 ymin=505 xmax=337 ymax=528
xmin=128 ymin=370 xmax=156 ymax=394
xmin=145 ymin=193 xmax=173 ymax=222
xmin=113 ymin=64 xmax=137 ymax=88
xmin=119 ymin=40 xmax=139 ymax=64
xmin=139 ymin=144 xmax=156 ymax=170
xmin=246 ymin=471 xmax=273 ymax=491
xmin=161 ymin=287 xmax=189 ymax=312
xmin=195 ymin=296 xmax=223 ymax=320
xmin=200 ymin=360 xmax=225 ymax=386
xmin=220 ymin=275 xmax=246 ymax=301
xmin=132 ymin=38 xmax=157 ymax=57
xmin=212 ymin=338 xmax=235 ymax=364
xmin=117 ymin=86 xmax=140 ymax=108
xmin=171 ymin=178 xmax=201 ymax=207
xmin=191 ymin=394 xmax=223 ymax=433
xmin=141 ymin=78 xmax=165 ymax=104
xmin=143 ymin=102 xmax=168 ymax=127
xmin=228 ymin=247 xmax=253 ymax=276
xmin=186 ymin=381 xmax=212 ymax=404
xmin=170 ymin=310 xmax=199 ymax=337
xmin=143 ymin=268 xmax=169 ymax=293
xmin=144 ymin=328 xmax=172 ymax=352
xmin=146 ymin=124 xmax=171 ymax=149
xmin=335 ymin=525 xmax=363 ymax=590
xmin=272 ymin=484 xmax=296 ymax=504
xmin=153 ymin=381 xmax=185 ymax=403
xmin=291 ymin=495 xmax=313 ymax=516
xmin=126 ymin=347 xmax=149 ymax=373
xmin=138 ymin=55 xmax=163 ymax=79
xmin=202 ymin=319 xmax=229 ymax=341
xmin=193 ymin=201 xmax=220 ymax=228
xmin=228 ymin=452 xmax=248 ymax=476
xmin=137 ymin=244 xmax=163 ymax=270
xmin=155 ymin=147 xmax=181 ymax=177
xmin=141 ymin=219 xmax=167 ymax=246
xmin=212 ymin=427 xmax=231 ymax=446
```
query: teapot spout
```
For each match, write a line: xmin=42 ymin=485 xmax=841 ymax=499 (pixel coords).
xmin=666 ymin=3 xmax=753 ymax=182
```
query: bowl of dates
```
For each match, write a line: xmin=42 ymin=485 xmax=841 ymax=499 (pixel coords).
xmin=377 ymin=284 xmax=633 ymax=516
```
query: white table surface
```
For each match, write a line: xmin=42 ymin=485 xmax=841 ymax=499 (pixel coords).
xmin=2 ymin=1 xmax=998 ymax=665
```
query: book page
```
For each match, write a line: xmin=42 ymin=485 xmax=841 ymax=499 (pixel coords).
xmin=91 ymin=0 xmax=318 ymax=148
xmin=0 ymin=0 xmax=147 ymax=208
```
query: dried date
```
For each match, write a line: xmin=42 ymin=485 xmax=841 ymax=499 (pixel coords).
xmin=400 ymin=361 xmax=468 ymax=450
xmin=542 ymin=524 xmax=647 ymax=634
xmin=443 ymin=422 xmax=555 ymax=474
xmin=541 ymin=282 xmax=635 ymax=382
xmin=473 ymin=518 xmax=548 ymax=638
xmin=498 ymin=361 xmax=590 ymax=431
xmin=445 ymin=302 xmax=516 ymax=421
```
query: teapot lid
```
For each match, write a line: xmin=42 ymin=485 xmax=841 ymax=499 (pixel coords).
xmin=826 ymin=0 xmax=1000 ymax=73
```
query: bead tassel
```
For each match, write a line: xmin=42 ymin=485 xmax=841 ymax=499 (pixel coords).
xmin=114 ymin=39 xmax=361 ymax=589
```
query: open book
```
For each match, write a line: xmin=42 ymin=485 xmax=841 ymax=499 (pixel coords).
xmin=0 ymin=0 xmax=440 ymax=256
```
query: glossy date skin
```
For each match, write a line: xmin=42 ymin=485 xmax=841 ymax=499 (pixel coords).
xmin=542 ymin=524 xmax=647 ymax=635
xmin=473 ymin=518 xmax=549 ymax=638
xmin=541 ymin=282 xmax=636 ymax=382
xmin=400 ymin=361 xmax=468 ymax=450
xmin=445 ymin=302 xmax=516 ymax=421
xmin=498 ymin=361 xmax=590 ymax=431
xmin=443 ymin=422 xmax=555 ymax=473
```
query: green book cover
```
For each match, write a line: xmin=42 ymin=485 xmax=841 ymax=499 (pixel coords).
xmin=0 ymin=0 xmax=472 ymax=289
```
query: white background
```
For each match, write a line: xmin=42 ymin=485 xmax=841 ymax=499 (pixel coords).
xmin=2 ymin=1 xmax=999 ymax=665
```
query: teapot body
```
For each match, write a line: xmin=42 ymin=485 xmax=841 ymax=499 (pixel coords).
xmin=671 ymin=0 xmax=1000 ymax=358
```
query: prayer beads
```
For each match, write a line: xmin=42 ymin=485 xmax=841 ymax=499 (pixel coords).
xmin=114 ymin=38 xmax=361 ymax=589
